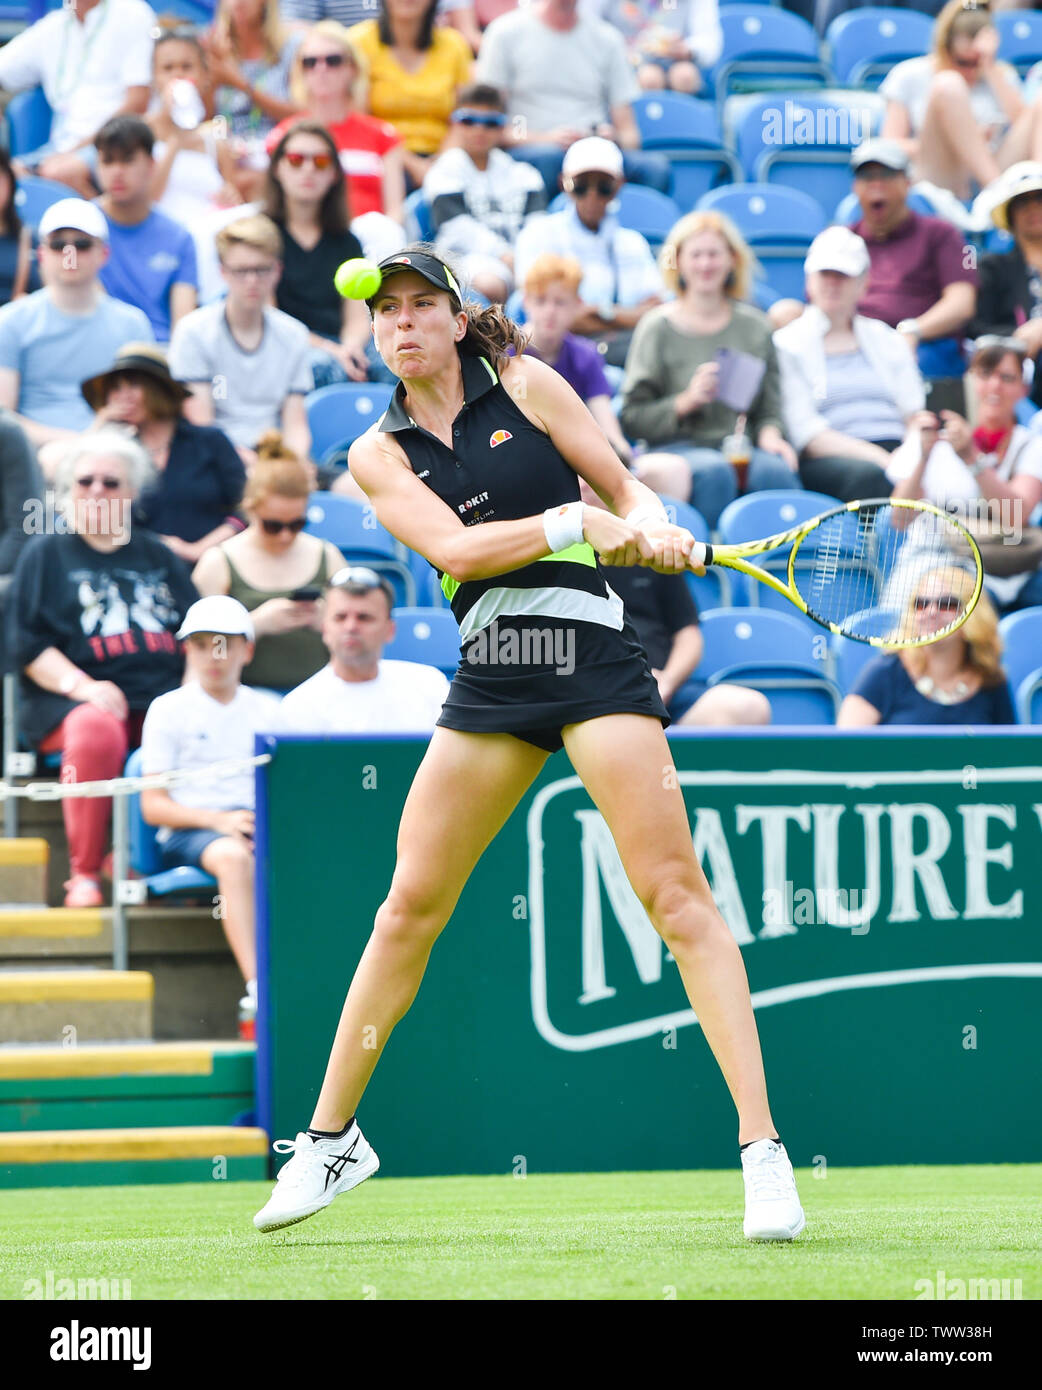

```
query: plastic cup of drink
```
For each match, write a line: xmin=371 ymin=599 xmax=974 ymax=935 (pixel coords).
xmin=723 ymin=433 xmax=751 ymax=492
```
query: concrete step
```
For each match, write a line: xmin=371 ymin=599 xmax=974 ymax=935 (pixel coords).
xmin=0 ymin=1041 xmax=256 ymax=1132
xmin=0 ymin=908 xmax=105 ymax=952
xmin=0 ymin=1124 xmax=269 ymax=1186
xmin=0 ymin=838 xmax=49 ymax=907
xmin=0 ymin=970 xmax=153 ymax=1043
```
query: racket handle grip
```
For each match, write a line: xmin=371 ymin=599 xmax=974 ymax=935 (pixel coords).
xmin=691 ymin=541 xmax=713 ymax=569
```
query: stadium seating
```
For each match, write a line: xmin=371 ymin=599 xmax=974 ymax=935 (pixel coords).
xmin=305 ymin=383 xmax=394 ymax=467
xmin=996 ymin=11 xmax=1042 ymax=78
xmin=383 ymin=607 xmax=461 ymax=678
xmin=1014 ymin=668 xmax=1042 ymax=724
xmin=305 ymin=492 xmax=417 ymax=605
xmin=998 ymin=607 xmax=1042 ymax=700
xmin=698 ymin=182 xmax=826 ymax=300
xmin=5 ymin=86 xmax=52 ymax=157
xmin=829 ymin=607 xmax=903 ymax=694
xmin=124 ymin=749 xmax=217 ymax=898
xmin=632 ymin=93 xmax=742 ymax=210
xmin=13 ymin=174 xmax=73 ymax=229
xmin=403 ymin=188 xmax=434 ymax=242
xmin=710 ymin=6 xmax=832 ymax=103
xmin=826 ymin=7 xmax=934 ymax=89
xmin=732 ymin=90 xmax=885 ymax=214
xmin=693 ymin=607 xmax=842 ymax=723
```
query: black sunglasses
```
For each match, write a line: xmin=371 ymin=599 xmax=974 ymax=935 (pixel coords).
xmin=452 ymin=108 xmax=505 ymax=127
xmin=259 ymin=516 xmax=307 ymax=535
xmin=76 ymin=475 xmax=122 ymax=489
xmin=46 ymin=235 xmax=95 ymax=253
xmin=571 ymin=177 xmax=616 ymax=198
xmin=301 ymin=53 xmax=345 ymax=69
xmin=914 ymin=594 xmax=961 ymax=613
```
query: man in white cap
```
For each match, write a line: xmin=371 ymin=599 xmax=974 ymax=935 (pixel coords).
xmin=0 ymin=198 xmax=152 ymax=449
xmin=513 ymin=136 xmax=665 ymax=366
xmin=849 ymin=138 xmax=977 ymax=380
xmin=140 ymin=596 xmax=282 ymax=1021
xmin=476 ymin=0 xmax=670 ymax=197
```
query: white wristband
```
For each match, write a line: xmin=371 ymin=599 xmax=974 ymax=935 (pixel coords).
xmin=543 ymin=501 xmax=586 ymax=553
xmin=626 ymin=501 xmax=669 ymax=528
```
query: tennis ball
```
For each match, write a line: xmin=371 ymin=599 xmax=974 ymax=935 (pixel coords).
xmin=334 ymin=258 xmax=382 ymax=300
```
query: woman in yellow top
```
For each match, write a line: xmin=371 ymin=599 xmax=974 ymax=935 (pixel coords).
xmin=349 ymin=0 xmax=473 ymax=190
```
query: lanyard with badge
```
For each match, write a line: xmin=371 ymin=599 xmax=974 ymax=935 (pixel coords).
xmin=53 ymin=0 xmax=111 ymax=105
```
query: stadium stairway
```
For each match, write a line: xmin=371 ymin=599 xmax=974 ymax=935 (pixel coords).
xmin=0 ymin=836 xmax=265 ymax=1187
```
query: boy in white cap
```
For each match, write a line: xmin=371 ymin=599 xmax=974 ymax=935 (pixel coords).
xmin=0 ymin=197 xmax=152 ymax=449
xmin=140 ymin=595 xmax=282 ymax=1015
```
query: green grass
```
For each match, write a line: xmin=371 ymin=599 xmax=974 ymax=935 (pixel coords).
xmin=1 ymin=1165 xmax=1039 ymax=1300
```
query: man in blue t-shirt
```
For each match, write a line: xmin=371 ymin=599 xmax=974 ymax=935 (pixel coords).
xmin=0 ymin=196 xmax=152 ymax=449
xmin=94 ymin=116 xmax=198 ymax=344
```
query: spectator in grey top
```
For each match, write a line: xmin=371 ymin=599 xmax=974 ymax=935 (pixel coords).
xmin=169 ymin=215 xmax=312 ymax=469
xmin=476 ymin=0 xmax=670 ymax=197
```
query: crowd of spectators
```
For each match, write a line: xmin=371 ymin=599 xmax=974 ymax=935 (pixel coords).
xmin=1 ymin=0 xmax=1040 ymax=942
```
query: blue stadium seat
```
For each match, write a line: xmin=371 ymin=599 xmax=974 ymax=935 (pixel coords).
xmin=632 ymin=93 xmax=742 ymax=210
xmin=710 ymin=5 xmax=831 ymax=103
xmin=124 ymin=749 xmax=218 ymax=897
xmin=998 ymin=607 xmax=1042 ymax=697
xmin=826 ymin=8 xmax=934 ymax=89
xmin=996 ymin=11 xmax=1042 ymax=77
xmin=717 ymin=489 xmax=852 ymax=610
xmin=407 ymin=548 xmax=447 ymax=608
xmin=698 ymin=182 xmax=826 ymax=300
xmin=403 ymin=188 xmax=434 ymax=242
xmin=384 ymin=607 xmax=461 ymax=678
xmin=694 ymin=607 xmax=841 ymax=723
xmin=830 ymin=608 xmax=902 ymax=694
xmin=305 ymin=383 xmax=394 ymax=466
xmin=13 ymin=173 xmax=74 ymax=229
xmin=1015 ymin=668 xmax=1042 ymax=724
xmin=5 ymin=86 xmax=52 ymax=156
xmin=305 ymin=491 xmax=417 ymax=605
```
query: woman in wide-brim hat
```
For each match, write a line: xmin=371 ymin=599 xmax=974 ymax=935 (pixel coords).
xmin=971 ymin=162 xmax=1042 ymax=412
xmin=75 ymin=342 xmax=248 ymax=565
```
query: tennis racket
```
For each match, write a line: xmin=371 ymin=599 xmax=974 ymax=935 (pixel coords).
xmin=687 ymin=498 xmax=983 ymax=648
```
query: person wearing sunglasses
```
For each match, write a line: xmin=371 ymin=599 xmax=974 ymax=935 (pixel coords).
xmin=5 ymin=431 xmax=199 ymax=908
xmin=886 ymin=336 xmax=1042 ymax=612
xmin=880 ymin=0 xmax=1042 ymax=200
xmin=280 ymin=566 xmax=450 ymax=733
xmin=423 ymin=83 xmax=546 ymax=304
xmin=972 ymin=163 xmax=1042 ymax=413
xmin=513 ymin=137 xmax=665 ymax=369
xmin=266 ymin=21 xmax=406 ymax=233
xmin=253 ymin=246 xmax=806 ymax=1246
xmin=192 ymin=431 xmax=348 ymax=691
xmin=169 ymin=214 xmax=313 ymax=469
xmin=264 ymin=119 xmax=375 ymax=389
xmin=838 ymin=569 xmax=1015 ymax=728
xmin=0 ymin=197 xmax=152 ymax=452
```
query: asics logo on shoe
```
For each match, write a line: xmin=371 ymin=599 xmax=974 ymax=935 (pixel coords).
xmin=323 ymin=1136 xmax=360 ymax=1189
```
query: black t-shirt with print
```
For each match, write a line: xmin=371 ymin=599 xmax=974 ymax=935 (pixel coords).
xmin=6 ymin=529 xmax=198 ymax=746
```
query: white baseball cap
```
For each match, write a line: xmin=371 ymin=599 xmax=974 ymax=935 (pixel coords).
xmin=38 ymin=197 xmax=109 ymax=243
xmin=177 ymin=595 xmax=255 ymax=642
xmin=804 ymin=225 xmax=870 ymax=278
xmin=562 ymin=137 xmax=624 ymax=181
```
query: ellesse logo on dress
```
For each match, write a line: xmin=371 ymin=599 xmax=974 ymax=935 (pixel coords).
xmin=489 ymin=430 xmax=512 ymax=448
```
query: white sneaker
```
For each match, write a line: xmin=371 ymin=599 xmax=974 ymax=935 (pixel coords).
xmin=253 ymin=1122 xmax=379 ymax=1233
xmin=741 ymin=1138 xmax=805 ymax=1241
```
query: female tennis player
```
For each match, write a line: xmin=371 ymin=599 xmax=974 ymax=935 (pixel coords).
xmin=253 ymin=247 xmax=805 ymax=1241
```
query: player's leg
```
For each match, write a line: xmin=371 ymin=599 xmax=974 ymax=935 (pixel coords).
xmin=309 ymin=726 xmax=550 ymax=1129
xmin=254 ymin=726 xmax=549 ymax=1231
xmin=560 ymin=712 xmax=804 ymax=1239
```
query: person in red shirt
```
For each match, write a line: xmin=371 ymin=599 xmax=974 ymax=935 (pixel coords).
xmin=267 ymin=20 xmax=405 ymax=227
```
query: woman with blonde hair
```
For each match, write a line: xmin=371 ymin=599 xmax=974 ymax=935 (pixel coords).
xmin=881 ymin=0 xmax=1042 ymax=199
xmin=838 ymin=567 xmax=1015 ymax=726
xmin=620 ymin=210 xmax=799 ymax=525
xmin=205 ymin=0 xmax=304 ymax=167
xmin=192 ymin=432 xmax=347 ymax=691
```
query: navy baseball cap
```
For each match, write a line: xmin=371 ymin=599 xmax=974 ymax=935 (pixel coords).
xmin=367 ymin=251 xmax=464 ymax=308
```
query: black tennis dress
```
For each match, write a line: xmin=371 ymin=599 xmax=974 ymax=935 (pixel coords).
xmin=380 ymin=350 xmax=669 ymax=752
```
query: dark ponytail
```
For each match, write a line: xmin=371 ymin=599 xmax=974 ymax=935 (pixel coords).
xmin=460 ymin=300 xmax=529 ymax=373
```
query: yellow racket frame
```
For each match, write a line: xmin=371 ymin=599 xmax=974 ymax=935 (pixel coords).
xmin=697 ymin=497 xmax=984 ymax=648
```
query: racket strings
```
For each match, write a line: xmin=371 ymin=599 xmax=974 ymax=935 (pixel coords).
xmin=795 ymin=503 xmax=979 ymax=643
